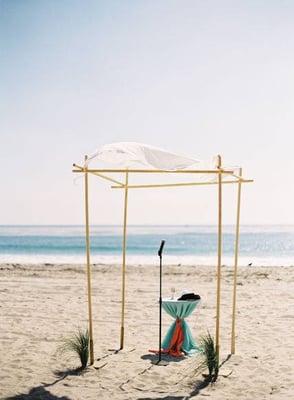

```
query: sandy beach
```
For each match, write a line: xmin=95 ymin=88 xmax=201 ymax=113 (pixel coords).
xmin=0 ymin=263 xmax=293 ymax=400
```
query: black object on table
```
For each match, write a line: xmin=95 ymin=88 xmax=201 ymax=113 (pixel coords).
xmin=177 ymin=293 xmax=201 ymax=301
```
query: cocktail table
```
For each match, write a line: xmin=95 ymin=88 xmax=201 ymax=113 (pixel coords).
xmin=161 ymin=299 xmax=200 ymax=357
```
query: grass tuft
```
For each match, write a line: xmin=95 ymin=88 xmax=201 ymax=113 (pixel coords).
xmin=199 ymin=331 xmax=219 ymax=382
xmin=58 ymin=328 xmax=89 ymax=369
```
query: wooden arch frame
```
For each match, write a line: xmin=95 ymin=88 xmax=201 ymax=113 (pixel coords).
xmin=72 ymin=156 xmax=253 ymax=364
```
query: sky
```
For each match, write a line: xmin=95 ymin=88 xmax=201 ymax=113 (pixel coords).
xmin=0 ymin=0 xmax=294 ymax=225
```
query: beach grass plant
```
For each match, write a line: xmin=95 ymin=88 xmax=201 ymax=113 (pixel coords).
xmin=58 ymin=328 xmax=89 ymax=369
xmin=199 ymin=331 xmax=219 ymax=382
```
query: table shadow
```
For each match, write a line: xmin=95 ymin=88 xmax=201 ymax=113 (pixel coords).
xmin=141 ymin=353 xmax=186 ymax=364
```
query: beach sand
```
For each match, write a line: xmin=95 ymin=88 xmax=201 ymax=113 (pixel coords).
xmin=0 ymin=263 xmax=293 ymax=400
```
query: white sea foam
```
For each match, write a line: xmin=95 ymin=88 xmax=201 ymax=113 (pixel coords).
xmin=0 ymin=225 xmax=293 ymax=266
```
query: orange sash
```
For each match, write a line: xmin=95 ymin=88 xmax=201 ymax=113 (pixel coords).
xmin=149 ymin=318 xmax=185 ymax=357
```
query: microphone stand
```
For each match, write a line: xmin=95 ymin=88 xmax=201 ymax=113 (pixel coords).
xmin=154 ymin=240 xmax=168 ymax=366
xmin=159 ymin=247 xmax=163 ymax=363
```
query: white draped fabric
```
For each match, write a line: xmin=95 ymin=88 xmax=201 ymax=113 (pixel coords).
xmin=85 ymin=142 xmax=240 ymax=181
xmin=87 ymin=142 xmax=212 ymax=170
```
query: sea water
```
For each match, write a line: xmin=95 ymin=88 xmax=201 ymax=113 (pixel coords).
xmin=0 ymin=225 xmax=293 ymax=266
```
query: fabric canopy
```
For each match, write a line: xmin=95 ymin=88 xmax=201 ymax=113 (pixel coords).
xmin=85 ymin=142 xmax=241 ymax=183
xmin=87 ymin=142 xmax=211 ymax=171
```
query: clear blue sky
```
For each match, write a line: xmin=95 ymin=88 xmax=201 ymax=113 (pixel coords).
xmin=0 ymin=0 xmax=293 ymax=225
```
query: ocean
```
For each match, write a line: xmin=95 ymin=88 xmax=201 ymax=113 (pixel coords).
xmin=0 ymin=225 xmax=293 ymax=266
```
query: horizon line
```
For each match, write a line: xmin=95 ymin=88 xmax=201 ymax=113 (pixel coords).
xmin=0 ymin=224 xmax=294 ymax=227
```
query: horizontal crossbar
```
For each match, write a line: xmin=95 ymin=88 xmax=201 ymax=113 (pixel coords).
xmin=72 ymin=164 xmax=234 ymax=174
xmin=110 ymin=179 xmax=253 ymax=189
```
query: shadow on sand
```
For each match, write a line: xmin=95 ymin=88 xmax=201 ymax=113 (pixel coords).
xmin=141 ymin=353 xmax=185 ymax=364
xmin=137 ymin=354 xmax=232 ymax=399
xmin=136 ymin=376 xmax=212 ymax=400
xmin=137 ymin=397 xmax=185 ymax=400
xmin=5 ymin=387 xmax=72 ymax=400
xmin=6 ymin=355 xmax=231 ymax=400
xmin=5 ymin=367 xmax=86 ymax=400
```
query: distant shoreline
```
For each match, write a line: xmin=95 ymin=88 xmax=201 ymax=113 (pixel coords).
xmin=0 ymin=225 xmax=293 ymax=266
xmin=1 ymin=263 xmax=293 ymax=270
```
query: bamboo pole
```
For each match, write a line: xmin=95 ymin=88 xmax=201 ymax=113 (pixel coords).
xmin=230 ymin=168 xmax=242 ymax=354
xmin=84 ymin=156 xmax=94 ymax=365
xmin=120 ymin=170 xmax=129 ymax=349
xmin=73 ymin=167 xmax=234 ymax=174
xmin=73 ymin=163 xmax=84 ymax=170
xmin=215 ymin=155 xmax=222 ymax=360
xmin=88 ymin=171 xmax=124 ymax=186
xmin=72 ymin=163 xmax=124 ymax=186
xmin=111 ymin=179 xmax=253 ymax=190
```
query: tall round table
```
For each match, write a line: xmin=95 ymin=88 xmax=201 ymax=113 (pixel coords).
xmin=161 ymin=299 xmax=201 ymax=357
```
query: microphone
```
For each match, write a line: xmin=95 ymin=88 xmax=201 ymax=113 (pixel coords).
xmin=158 ymin=240 xmax=165 ymax=257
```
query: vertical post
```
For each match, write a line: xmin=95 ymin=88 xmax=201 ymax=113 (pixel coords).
xmin=215 ymin=155 xmax=222 ymax=359
xmin=120 ymin=170 xmax=129 ymax=349
xmin=84 ymin=156 xmax=94 ymax=365
xmin=156 ymin=240 xmax=165 ymax=366
xmin=159 ymin=253 xmax=162 ymax=363
xmin=231 ymin=168 xmax=242 ymax=354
